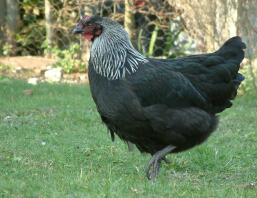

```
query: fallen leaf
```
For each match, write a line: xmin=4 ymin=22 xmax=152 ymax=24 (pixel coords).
xmin=23 ymin=89 xmax=33 ymax=96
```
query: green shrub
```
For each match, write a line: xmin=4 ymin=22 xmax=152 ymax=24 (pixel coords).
xmin=239 ymin=64 xmax=257 ymax=94
xmin=46 ymin=43 xmax=85 ymax=74
xmin=0 ymin=43 xmax=13 ymax=56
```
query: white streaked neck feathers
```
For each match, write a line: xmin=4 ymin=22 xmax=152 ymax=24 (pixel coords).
xmin=90 ymin=22 xmax=148 ymax=80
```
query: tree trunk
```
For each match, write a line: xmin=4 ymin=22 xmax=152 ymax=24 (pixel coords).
xmin=170 ymin=0 xmax=238 ymax=52
xmin=124 ymin=0 xmax=136 ymax=47
xmin=6 ymin=0 xmax=20 ymax=55
xmin=170 ymin=0 xmax=257 ymax=90
xmin=237 ymin=0 xmax=257 ymax=89
xmin=0 ymin=0 xmax=6 ymax=49
xmin=44 ymin=0 xmax=54 ymax=57
xmin=170 ymin=0 xmax=256 ymax=57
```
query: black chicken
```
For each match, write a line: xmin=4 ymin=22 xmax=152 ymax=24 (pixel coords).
xmin=73 ymin=16 xmax=246 ymax=180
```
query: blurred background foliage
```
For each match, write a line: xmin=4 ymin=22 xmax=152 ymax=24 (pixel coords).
xmin=0 ymin=0 xmax=256 ymax=92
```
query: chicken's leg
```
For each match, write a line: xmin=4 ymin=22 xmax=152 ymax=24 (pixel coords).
xmin=127 ymin=141 xmax=135 ymax=151
xmin=146 ymin=145 xmax=176 ymax=180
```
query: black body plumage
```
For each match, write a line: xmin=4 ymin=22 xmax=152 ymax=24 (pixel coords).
xmin=89 ymin=36 xmax=245 ymax=154
xmin=73 ymin=16 xmax=246 ymax=179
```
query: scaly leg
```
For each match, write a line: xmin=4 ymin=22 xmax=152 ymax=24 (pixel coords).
xmin=146 ymin=145 xmax=176 ymax=180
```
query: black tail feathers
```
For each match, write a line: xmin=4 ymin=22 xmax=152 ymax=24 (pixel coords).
xmin=233 ymin=73 xmax=245 ymax=86
xmin=231 ymin=73 xmax=245 ymax=99
xmin=216 ymin=36 xmax=246 ymax=64
xmin=216 ymin=37 xmax=246 ymax=99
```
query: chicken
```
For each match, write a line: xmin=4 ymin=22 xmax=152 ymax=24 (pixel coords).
xmin=73 ymin=16 xmax=246 ymax=180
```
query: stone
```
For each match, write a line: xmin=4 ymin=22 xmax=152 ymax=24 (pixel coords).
xmin=44 ymin=67 xmax=63 ymax=82
xmin=23 ymin=89 xmax=33 ymax=96
xmin=27 ymin=77 xmax=39 ymax=85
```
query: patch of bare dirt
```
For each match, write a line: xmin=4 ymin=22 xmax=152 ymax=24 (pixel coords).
xmin=0 ymin=56 xmax=56 ymax=70
xmin=0 ymin=56 xmax=55 ymax=77
xmin=0 ymin=56 xmax=88 ymax=84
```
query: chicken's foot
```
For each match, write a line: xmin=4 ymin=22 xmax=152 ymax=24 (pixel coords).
xmin=146 ymin=145 xmax=176 ymax=180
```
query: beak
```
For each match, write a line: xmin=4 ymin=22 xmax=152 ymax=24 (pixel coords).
xmin=72 ymin=25 xmax=84 ymax=34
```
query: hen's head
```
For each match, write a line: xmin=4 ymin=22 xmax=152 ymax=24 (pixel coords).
xmin=73 ymin=16 xmax=147 ymax=80
xmin=73 ymin=16 xmax=127 ymax=42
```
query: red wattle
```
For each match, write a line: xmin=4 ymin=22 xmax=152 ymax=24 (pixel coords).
xmin=84 ymin=33 xmax=94 ymax=41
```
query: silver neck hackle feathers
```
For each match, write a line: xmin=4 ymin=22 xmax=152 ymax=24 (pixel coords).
xmin=90 ymin=18 xmax=148 ymax=80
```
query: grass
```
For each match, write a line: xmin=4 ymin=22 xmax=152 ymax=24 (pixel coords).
xmin=0 ymin=78 xmax=257 ymax=198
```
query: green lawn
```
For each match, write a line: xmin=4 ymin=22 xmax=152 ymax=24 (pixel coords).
xmin=0 ymin=78 xmax=257 ymax=198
